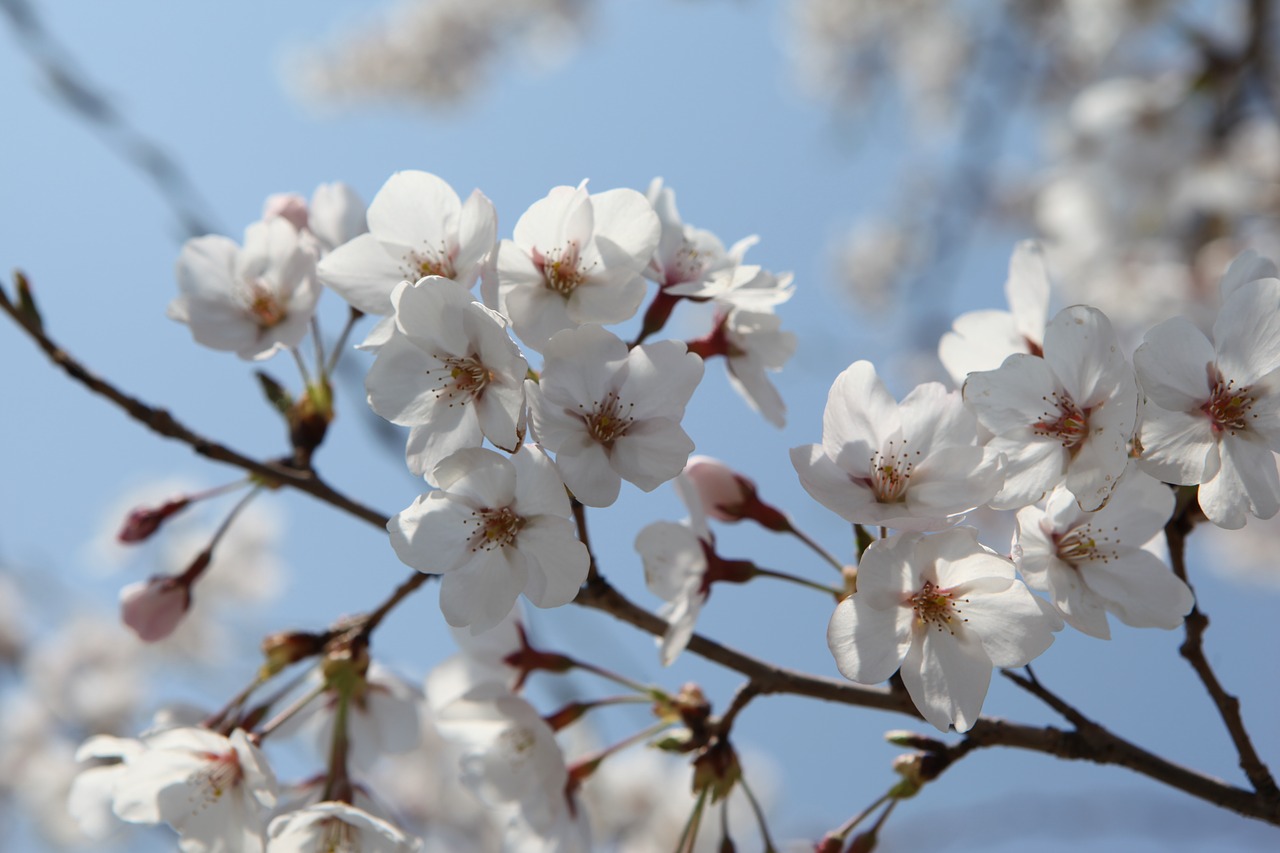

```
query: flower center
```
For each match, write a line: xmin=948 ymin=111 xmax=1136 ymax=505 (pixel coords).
xmin=907 ymin=580 xmax=967 ymax=634
xmin=1032 ymin=390 xmax=1090 ymax=450
xmin=580 ymin=392 xmax=634 ymax=447
xmin=535 ymin=242 xmax=590 ymax=295
xmin=866 ymin=439 xmax=920 ymax=503
xmin=669 ymin=241 xmax=707 ymax=286
xmin=429 ymin=354 xmax=494 ymax=406
xmin=402 ymin=245 xmax=457 ymax=280
xmin=1201 ymin=365 xmax=1255 ymax=435
xmin=189 ymin=749 xmax=243 ymax=811
xmin=466 ymin=505 xmax=526 ymax=552
xmin=318 ymin=817 xmax=357 ymax=852
xmin=1053 ymin=522 xmax=1119 ymax=566
xmin=245 ymin=280 xmax=286 ymax=328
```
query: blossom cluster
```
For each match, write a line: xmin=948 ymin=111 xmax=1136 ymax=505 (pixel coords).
xmin=75 ymin=160 xmax=1280 ymax=851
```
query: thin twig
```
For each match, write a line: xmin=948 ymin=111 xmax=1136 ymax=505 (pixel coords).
xmin=1166 ymin=498 xmax=1280 ymax=800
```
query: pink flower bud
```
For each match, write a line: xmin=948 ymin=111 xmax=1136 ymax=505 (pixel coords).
xmin=120 ymin=576 xmax=191 ymax=642
xmin=684 ymin=456 xmax=753 ymax=522
xmin=118 ymin=497 xmax=190 ymax=543
xmin=262 ymin=192 xmax=310 ymax=232
xmin=683 ymin=456 xmax=790 ymax=531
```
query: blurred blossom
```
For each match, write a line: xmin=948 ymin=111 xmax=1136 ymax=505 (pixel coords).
xmin=26 ymin=615 xmax=145 ymax=732
xmin=295 ymin=0 xmax=590 ymax=107
xmin=832 ymin=220 xmax=913 ymax=313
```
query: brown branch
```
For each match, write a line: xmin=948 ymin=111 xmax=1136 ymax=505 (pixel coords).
xmin=1165 ymin=497 xmax=1280 ymax=800
xmin=5 ymin=290 xmax=1280 ymax=825
xmin=0 ymin=282 xmax=388 ymax=530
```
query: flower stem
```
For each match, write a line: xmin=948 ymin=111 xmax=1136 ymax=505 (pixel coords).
xmin=751 ymin=566 xmax=844 ymax=599
xmin=325 ymin=306 xmax=365 ymax=376
xmin=255 ymin=681 xmax=327 ymax=741
xmin=786 ymin=525 xmax=845 ymax=573
xmin=740 ymin=774 xmax=778 ymax=852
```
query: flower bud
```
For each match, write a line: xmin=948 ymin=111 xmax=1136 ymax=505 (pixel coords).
xmin=260 ymin=630 xmax=326 ymax=676
xmin=682 ymin=456 xmax=790 ymax=531
xmin=263 ymin=192 xmax=310 ymax=232
xmin=120 ymin=576 xmax=191 ymax=642
xmin=118 ymin=497 xmax=190 ymax=543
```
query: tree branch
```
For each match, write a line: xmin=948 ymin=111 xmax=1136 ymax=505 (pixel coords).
xmin=1165 ymin=497 xmax=1280 ymax=800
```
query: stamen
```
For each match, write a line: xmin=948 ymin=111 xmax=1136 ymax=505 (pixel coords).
xmin=1032 ymin=390 xmax=1090 ymax=450
xmin=427 ymin=354 xmax=494 ymax=407
xmin=1053 ymin=522 xmax=1121 ymax=566
xmin=534 ymin=241 xmax=593 ymax=295
xmin=865 ymin=439 xmax=920 ymax=503
xmin=907 ymin=580 xmax=968 ymax=635
xmin=245 ymin=280 xmax=286 ymax=328
xmin=579 ymin=393 xmax=635 ymax=447
xmin=401 ymin=243 xmax=457 ymax=280
xmin=464 ymin=505 xmax=526 ymax=553
xmin=186 ymin=750 xmax=243 ymax=814
xmin=1201 ymin=364 xmax=1255 ymax=435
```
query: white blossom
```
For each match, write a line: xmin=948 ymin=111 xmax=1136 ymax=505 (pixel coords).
xmin=964 ymin=305 xmax=1138 ymax=511
xmin=365 ymin=277 xmax=528 ymax=480
xmin=493 ymin=183 xmax=660 ymax=351
xmin=792 ymin=360 xmax=1002 ymax=530
xmin=1015 ymin=472 xmax=1193 ymax=638
xmin=828 ymin=528 xmax=1060 ymax=732
xmin=527 ymin=325 xmax=703 ymax=507
xmin=317 ymin=170 xmax=497 ymax=316
xmin=169 ymin=218 xmax=320 ymax=361
xmin=389 ymin=446 xmax=590 ymax=632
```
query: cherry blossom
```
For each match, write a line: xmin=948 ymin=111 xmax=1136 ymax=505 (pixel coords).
xmin=434 ymin=686 xmax=577 ymax=845
xmin=645 ymin=176 xmax=756 ymax=291
xmin=365 ymin=277 xmax=528 ymax=480
xmin=827 ymin=528 xmax=1060 ymax=732
xmin=169 ymin=217 xmax=320 ymax=361
xmin=792 ymin=360 xmax=1003 ymax=531
xmin=526 ymin=325 xmax=703 ymax=507
xmin=389 ymin=446 xmax=589 ymax=633
xmin=1134 ymin=273 xmax=1280 ymax=528
xmin=263 ymin=182 xmax=368 ymax=257
xmin=492 ymin=182 xmax=660 ymax=351
xmin=669 ymin=263 xmax=794 ymax=313
xmin=636 ymin=471 xmax=714 ymax=666
xmin=100 ymin=726 xmax=277 ymax=852
xmin=963 ymin=305 xmax=1138 ymax=512
xmin=939 ymin=240 xmax=1050 ymax=385
xmin=1015 ymin=472 xmax=1193 ymax=639
xmin=317 ymin=170 xmax=497 ymax=316
xmin=119 ymin=576 xmax=191 ymax=642
xmin=266 ymin=801 xmax=419 ymax=853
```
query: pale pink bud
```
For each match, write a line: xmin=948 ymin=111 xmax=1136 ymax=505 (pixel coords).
xmin=683 ymin=455 xmax=790 ymax=531
xmin=120 ymin=576 xmax=191 ymax=642
xmin=263 ymin=192 xmax=310 ymax=232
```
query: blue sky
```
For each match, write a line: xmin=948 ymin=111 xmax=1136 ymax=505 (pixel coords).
xmin=2 ymin=1 xmax=1278 ymax=850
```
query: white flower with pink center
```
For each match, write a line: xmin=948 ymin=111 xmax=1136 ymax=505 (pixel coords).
xmin=365 ymin=277 xmax=528 ymax=481
xmin=317 ymin=170 xmax=497 ymax=316
xmin=169 ymin=218 xmax=319 ymax=361
xmin=389 ymin=446 xmax=589 ymax=633
xmin=963 ymin=305 xmax=1138 ymax=512
xmin=1134 ymin=272 xmax=1280 ymax=528
xmin=645 ymin=176 xmax=756 ymax=291
xmin=526 ymin=325 xmax=704 ymax=507
xmin=101 ymin=727 xmax=277 ymax=852
xmin=1015 ymin=472 xmax=1193 ymax=639
xmin=493 ymin=182 xmax=660 ymax=351
xmin=827 ymin=528 xmax=1060 ymax=733
xmin=791 ymin=360 xmax=1003 ymax=531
